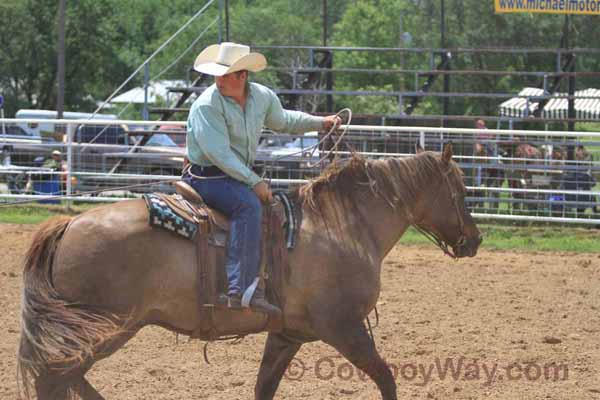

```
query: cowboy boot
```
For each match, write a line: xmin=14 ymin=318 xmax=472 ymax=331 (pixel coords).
xmin=249 ymin=287 xmax=281 ymax=316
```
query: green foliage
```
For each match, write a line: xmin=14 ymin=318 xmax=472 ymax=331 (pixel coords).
xmin=2 ymin=0 xmax=600 ymax=119
xmin=0 ymin=0 xmax=130 ymax=114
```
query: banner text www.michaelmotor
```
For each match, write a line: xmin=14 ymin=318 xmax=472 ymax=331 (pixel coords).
xmin=495 ymin=0 xmax=600 ymax=14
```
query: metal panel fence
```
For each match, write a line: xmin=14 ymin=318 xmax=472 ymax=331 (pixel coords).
xmin=1 ymin=118 xmax=599 ymax=225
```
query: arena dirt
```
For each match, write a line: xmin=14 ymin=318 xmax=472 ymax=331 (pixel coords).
xmin=1 ymin=223 xmax=599 ymax=399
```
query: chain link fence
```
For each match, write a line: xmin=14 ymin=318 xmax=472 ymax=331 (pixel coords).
xmin=1 ymin=119 xmax=598 ymax=225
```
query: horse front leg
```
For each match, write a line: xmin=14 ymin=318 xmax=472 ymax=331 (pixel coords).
xmin=314 ymin=317 xmax=397 ymax=400
xmin=73 ymin=376 xmax=105 ymax=400
xmin=34 ymin=375 xmax=70 ymax=400
xmin=255 ymin=333 xmax=302 ymax=400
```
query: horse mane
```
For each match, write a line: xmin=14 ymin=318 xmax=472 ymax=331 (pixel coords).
xmin=299 ymin=151 xmax=459 ymax=217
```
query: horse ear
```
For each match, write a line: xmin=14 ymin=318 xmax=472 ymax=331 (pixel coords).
xmin=442 ymin=142 xmax=453 ymax=164
xmin=415 ymin=141 xmax=425 ymax=154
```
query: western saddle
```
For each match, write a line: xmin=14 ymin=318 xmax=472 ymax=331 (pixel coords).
xmin=169 ymin=181 xmax=286 ymax=340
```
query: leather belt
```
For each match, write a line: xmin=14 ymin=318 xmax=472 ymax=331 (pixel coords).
xmin=190 ymin=164 xmax=226 ymax=177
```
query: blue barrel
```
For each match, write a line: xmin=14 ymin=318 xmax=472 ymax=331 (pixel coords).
xmin=33 ymin=180 xmax=61 ymax=204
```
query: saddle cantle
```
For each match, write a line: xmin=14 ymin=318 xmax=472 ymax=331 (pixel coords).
xmin=173 ymin=181 xmax=230 ymax=233
xmin=143 ymin=181 xmax=295 ymax=340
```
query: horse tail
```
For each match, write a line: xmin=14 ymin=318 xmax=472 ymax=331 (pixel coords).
xmin=18 ymin=216 xmax=124 ymax=399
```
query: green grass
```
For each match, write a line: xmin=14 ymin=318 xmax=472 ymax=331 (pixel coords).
xmin=0 ymin=203 xmax=101 ymax=224
xmin=399 ymin=224 xmax=600 ymax=253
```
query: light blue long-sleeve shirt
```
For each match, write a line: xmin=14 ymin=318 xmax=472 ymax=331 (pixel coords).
xmin=186 ymin=82 xmax=324 ymax=187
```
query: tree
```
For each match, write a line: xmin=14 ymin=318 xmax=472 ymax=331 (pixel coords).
xmin=2 ymin=0 xmax=600 ymax=119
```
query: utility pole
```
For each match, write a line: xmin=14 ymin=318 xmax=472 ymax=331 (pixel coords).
xmin=218 ymin=0 xmax=223 ymax=43
xmin=440 ymin=0 xmax=446 ymax=49
xmin=441 ymin=0 xmax=450 ymax=125
xmin=564 ymin=14 xmax=576 ymax=160
xmin=566 ymin=15 xmax=576 ymax=132
xmin=57 ymin=0 xmax=66 ymax=119
xmin=322 ymin=0 xmax=333 ymax=112
xmin=322 ymin=0 xmax=328 ymax=46
xmin=225 ymin=0 xmax=230 ymax=41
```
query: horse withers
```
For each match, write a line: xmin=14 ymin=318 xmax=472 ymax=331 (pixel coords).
xmin=18 ymin=143 xmax=480 ymax=400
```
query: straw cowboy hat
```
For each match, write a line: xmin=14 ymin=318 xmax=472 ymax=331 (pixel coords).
xmin=193 ymin=42 xmax=267 ymax=76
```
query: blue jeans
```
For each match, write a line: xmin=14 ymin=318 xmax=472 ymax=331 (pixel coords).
xmin=185 ymin=174 xmax=262 ymax=296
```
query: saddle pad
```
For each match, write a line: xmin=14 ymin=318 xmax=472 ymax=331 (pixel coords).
xmin=144 ymin=194 xmax=198 ymax=240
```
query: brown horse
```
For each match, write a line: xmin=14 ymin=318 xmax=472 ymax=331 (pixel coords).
xmin=18 ymin=143 xmax=481 ymax=400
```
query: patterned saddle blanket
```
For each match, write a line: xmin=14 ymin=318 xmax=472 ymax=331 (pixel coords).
xmin=143 ymin=182 xmax=298 ymax=248
xmin=144 ymin=194 xmax=200 ymax=240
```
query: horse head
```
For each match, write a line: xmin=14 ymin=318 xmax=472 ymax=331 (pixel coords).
xmin=414 ymin=143 xmax=482 ymax=258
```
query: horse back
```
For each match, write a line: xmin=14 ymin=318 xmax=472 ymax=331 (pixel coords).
xmin=52 ymin=199 xmax=198 ymax=323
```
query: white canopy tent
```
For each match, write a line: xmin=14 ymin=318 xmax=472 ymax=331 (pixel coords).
xmin=499 ymin=87 xmax=600 ymax=120
xmin=109 ymin=80 xmax=189 ymax=104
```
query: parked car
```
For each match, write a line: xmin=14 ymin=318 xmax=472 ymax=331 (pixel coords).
xmin=0 ymin=125 xmax=60 ymax=167
xmin=1 ymin=124 xmax=63 ymax=194
xmin=1 ymin=119 xmax=184 ymax=194
xmin=14 ymin=109 xmax=118 ymax=140
xmin=255 ymin=132 xmax=322 ymax=180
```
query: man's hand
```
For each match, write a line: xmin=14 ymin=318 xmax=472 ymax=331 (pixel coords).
xmin=253 ymin=180 xmax=273 ymax=204
xmin=322 ymin=115 xmax=342 ymax=132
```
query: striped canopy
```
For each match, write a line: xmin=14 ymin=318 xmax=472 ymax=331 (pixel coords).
xmin=499 ymin=87 xmax=600 ymax=120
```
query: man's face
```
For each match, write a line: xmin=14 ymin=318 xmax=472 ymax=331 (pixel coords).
xmin=215 ymin=71 xmax=246 ymax=97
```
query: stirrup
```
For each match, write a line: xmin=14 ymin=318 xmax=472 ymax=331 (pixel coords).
xmin=249 ymin=296 xmax=281 ymax=316
xmin=216 ymin=293 xmax=242 ymax=309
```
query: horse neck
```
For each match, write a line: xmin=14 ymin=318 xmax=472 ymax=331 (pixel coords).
xmin=353 ymin=193 xmax=413 ymax=261
xmin=301 ymin=169 xmax=418 ymax=263
xmin=342 ymin=156 xmax=441 ymax=259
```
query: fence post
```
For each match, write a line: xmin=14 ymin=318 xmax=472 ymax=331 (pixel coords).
xmin=65 ymin=123 xmax=74 ymax=211
xmin=414 ymin=72 xmax=419 ymax=92
xmin=397 ymin=95 xmax=404 ymax=115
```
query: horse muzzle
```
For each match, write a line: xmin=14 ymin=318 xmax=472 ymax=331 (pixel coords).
xmin=452 ymin=235 xmax=482 ymax=258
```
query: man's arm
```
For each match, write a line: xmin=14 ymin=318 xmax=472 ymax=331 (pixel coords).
xmin=189 ymin=103 xmax=262 ymax=187
xmin=264 ymin=90 xmax=341 ymax=133
xmin=264 ymin=90 xmax=324 ymax=133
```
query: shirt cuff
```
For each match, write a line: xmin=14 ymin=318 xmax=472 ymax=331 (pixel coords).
xmin=247 ymin=172 xmax=263 ymax=187
xmin=308 ymin=116 xmax=326 ymax=131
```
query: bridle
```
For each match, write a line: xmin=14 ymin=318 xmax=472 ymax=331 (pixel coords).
xmin=411 ymin=162 xmax=467 ymax=259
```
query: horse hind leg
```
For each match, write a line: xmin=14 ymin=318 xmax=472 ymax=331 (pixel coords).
xmin=73 ymin=376 xmax=105 ymax=400
xmin=70 ymin=329 xmax=138 ymax=399
xmin=24 ymin=328 xmax=136 ymax=400
xmin=34 ymin=375 xmax=73 ymax=400
xmin=33 ymin=374 xmax=105 ymax=400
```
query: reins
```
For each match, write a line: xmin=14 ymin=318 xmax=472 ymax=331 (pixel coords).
xmin=411 ymin=164 xmax=467 ymax=259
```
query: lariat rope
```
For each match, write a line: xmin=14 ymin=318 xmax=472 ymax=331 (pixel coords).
xmin=262 ymin=108 xmax=353 ymax=181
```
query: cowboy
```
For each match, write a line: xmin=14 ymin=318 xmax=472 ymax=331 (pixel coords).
xmin=43 ymin=150 xmax=65 ymax=170
xmin=185 ymin=42 xmax=340 ymax=314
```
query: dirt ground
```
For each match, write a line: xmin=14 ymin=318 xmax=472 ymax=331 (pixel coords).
xmin=1 ymin=223 xmax=600 ymax=400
